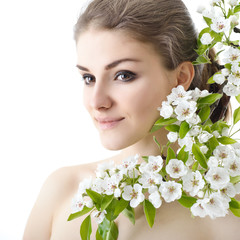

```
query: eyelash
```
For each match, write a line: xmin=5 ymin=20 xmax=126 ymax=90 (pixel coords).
xmin=82 ymin=70 xmax=137 ymax=85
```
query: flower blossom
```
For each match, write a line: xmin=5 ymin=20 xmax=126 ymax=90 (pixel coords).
xmin=167 ymin=132 xmax=178 ymax=142
xmin=122 ymin=184 xmax=145 ymax=208
xmin=159 ymin=181 xmax=182 ymax=202
xmin=182 ymin=171 xmax=205 ymax=197
xmin=211 ymin=16 xmax=230 ymax=34
xmin=198 ymin=131 xmax=213 ymax=143
xmin=149 ymin=190 xmax=162 ymax=208
xmin=167 ymin=85 xmax=192 ymax=105
xmin=71 ymin=193 xmax=93 ymax=214
xmin=213 ymin=73 xmax=225 ymax=84
xmin=105 ymin=175 xmax=122 ymax=197
xmin=96 ymin=161 xmax=115 ymax=178
xmin=139 ymin=155 xmax=163 ymax=173
xmin=175 ymin=100 xmax=197 ymax=121
xmin=200 ymin=33 xmax=214 ymax=45
xmin=166 ymin=159 xmax=187 ymax=178
xmin=224 ymin=157 xmax=240 ymax=177
xmin=118 ymin=154 xmax=139 ymax=175
xmin=92 ymin=210 xmax=107 ymax=224
xmin=205 ymin=167 xmax=230 ymax=190
xmin=228 ymin=0 xmax=239 ymax=7
xmin=223 ymin=47 xmax=240 ymax=64
xmin=138 ymin=172 xmax=162 ymax=189
xmin=158 ymin=101 xmax=173 ymax=119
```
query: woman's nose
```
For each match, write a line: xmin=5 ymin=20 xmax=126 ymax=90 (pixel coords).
xmin=89 ymin=81 xmax=112 ymax=110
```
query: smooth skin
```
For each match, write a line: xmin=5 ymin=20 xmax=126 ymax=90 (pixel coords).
xmin=23 ymin=29 xmax=240 ymax=240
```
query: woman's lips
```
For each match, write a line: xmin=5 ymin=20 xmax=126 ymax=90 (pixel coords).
xmin=95 ymin=117 xmax=125 ymax=130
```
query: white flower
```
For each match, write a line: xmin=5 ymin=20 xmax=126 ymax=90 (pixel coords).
xmin=213 ymin=73 xmax=225 ymax=84
xmin=213 ymin=145 xmax=235 ymax=163
xmin=149 ymin=190 xmax=162 ymax=208
xmin=96 ymin=161 xmax=115 ymax=178
xmin=228 ymin=74 xmax=240 ymax=86
xmin=71 ymin=193 xmax=93 ymax=214
xmin=159 ymin=181 xmax=182 ymax=202
xmin=186 ymin=114 xmax=201 ymax=126
xmin=92 ymin=210 xmax=107 ymax=224
xmin=223 ymin=47 xmax=240 ymax=64
xmin=185 ymin=154 xmax=195 ymax=167
xmin=235 ymin=182 xmax=240 ymax=194
xmin=158 ymin=101 xmax=173 ymax=119
xmin=139 ymin=155 xmax=163 ymax=173
xmin=221 ymin=127 xmax=230 ymax=137
xmin=178 ymin=134 xmax=194 ymax=152
xmin=208 ymin=156 xmax=219 ymax=168
xmin=175 ymin=100 xmax=197 ymax=121
xmin=166 ymin=159 xmax=187 ymax=178
xmin=211 ymin=17 xmax=230 ymax=34
xmin=200 ymin=33 xmax=214 ymax=45
xmin=222 ymin=68 xmax=230 ymax=77
xmin=167 ymin=85 xmax=192 ymax=105
xmin=182 ymin=171 xmax=205 ymax=196
xmin=189 ymin=126 xmax=201 ymax=137
xmin=78 ymin=178 xmax=92 ymax=194
xmin=230 ymin=15 xmax=239 ymax=26
xmin=224 ymin=157 xmax=240 ymax=177
xmin=91 ymin=178 xmax=107 ymax=194
xmin=228 ymin=0 xmax=239 ymax=6
xmin=214 ymin=42 xmax=224 ymax=51
xmin=118 ymin=154 xmax=139 ymax=175
xmin=200 ymin=145 xmax=208 ymax=154
xmin=223 ymin=82 xmax=240 ymax=96
xmin=198 ymin=131 xmax=213 ymax=143
xmin=191 ymin=199 xmax=208 ymax=218
xmin=202 ymin=192 xmax=229 ymax=219
xmin=220 ymin=183 xmax=236 ymax=200
xmin=138 ymin=172 xmax=162 ymax=188
xmin=167 ymin=132 xmax=178 ymax=142
xmin=190 ymin=88 xmax=210 ymax=101
xmin=197 ymin=5 xmax=206 ymax=14
xmin=210 ymin=0 xmax=221 ymax=4
xmin=205 ymin=167 xmax=230 ymax=190
xmin=105 ymin=175 xmax=121 ymax=197
xmin=122 ymin=184 xmax=145 ymax=208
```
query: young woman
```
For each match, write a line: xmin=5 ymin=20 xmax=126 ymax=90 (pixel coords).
xmin=23 ymin=0 xmax=240 ymax=239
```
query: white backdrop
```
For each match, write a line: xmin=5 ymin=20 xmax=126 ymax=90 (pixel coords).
xmin=0 ymin=0 xmax=221 ymax=239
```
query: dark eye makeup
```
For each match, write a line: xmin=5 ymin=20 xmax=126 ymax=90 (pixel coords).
xmin=81 ymin=70 xmax=137 ymax=85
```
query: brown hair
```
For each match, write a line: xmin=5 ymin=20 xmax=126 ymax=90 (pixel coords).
xmin=74 ymin=0 xmax=230 ymax=122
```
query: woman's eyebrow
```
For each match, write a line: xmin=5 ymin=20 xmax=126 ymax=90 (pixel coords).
xmin=76 ymin=58 xmax=141 ymax=72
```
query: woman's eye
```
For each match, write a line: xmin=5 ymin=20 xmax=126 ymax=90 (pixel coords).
xmin=82 ymin=74 xmax=95 ymax=85
xmin=114 ymin=71 xmax=137 ymax=82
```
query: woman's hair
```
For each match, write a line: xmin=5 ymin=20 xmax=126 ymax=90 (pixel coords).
xmin=74 ymin=0 xmax=230 ymax=122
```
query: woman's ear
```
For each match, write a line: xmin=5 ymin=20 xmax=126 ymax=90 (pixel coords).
xmin=176 ymin=61 xmax=195 ymax=90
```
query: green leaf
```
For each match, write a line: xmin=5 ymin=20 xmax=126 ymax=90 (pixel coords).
xmin=151 ymin=118 xmax=178 ymax=133
xmin=177 ymin=146 xmax=189 ymax=163
xmin=198 ymin=105 xmax=211 ymax=122
xmin=101 ymin=195 xmax=114 ymax=211
xmin=179 ymin=121 xmax=190 ymax=139
xmin=106 ymin=221 xmax=119 ymax=240
xmin=203 ymin=16 xmax=213 ymax=27
xmin=86 ymin=189 xmax=103 ymax=210
xmin=153 ymin=136 xmax=161 ymax=149
xmin=229 ymin=198 xmax=240 ymax=217
xmin=230 ymin=175 xmax=240 ymax=184
xmin=122 ymin=204 xmax=135 ymax=225
xmin=192 ymin=144 xmax=208 ymax=169
xmin=106 ymin=198 xmax=129 ymax=221
xmin=234 ymin=5 xmax=240 ymax=13
xmin=143 ymin=200 xmax=156 ymax=228
xmin=224 ymin=63 xmax=232 ymax=71
xmin=96 ymin=228 xmax=103 ymax=240
xmin=197 ymin=93 xmax=223 ymax=105
xmin=236 ymin=94 xmax=240 ymax=103
xmin=233 ymin=106 xmax=240 ymax=125
xmin=208 ymin=135 xmax=219 ymax=153
xmin=165 ymin=124 xmax=180 ymax=132
xmin=192 ymin=161 xmax=199 ymax=171
xmin=166 ymin=146 xmax=176 ymax=165
xmin=207 ymin=75 xmax=215 ymax=84
xmin=193 ymin=55 xmax=211 ymax=65
xmin=178 ymin=195 xmax=197 ymax=208
xmin=217 ymin=136 xmax=237 ymax=145
xmin=80 ymin=215 xmax=92 ymax=240
xmin=68 ymin=206 xmax=93 ymax=221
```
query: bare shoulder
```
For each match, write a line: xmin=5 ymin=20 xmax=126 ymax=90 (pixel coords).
xmin=23 ymin=162 xmax=98 ymax=240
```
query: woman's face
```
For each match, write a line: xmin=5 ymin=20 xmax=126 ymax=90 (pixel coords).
xmin=76 ymin=29 xmax=178 ymax=150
